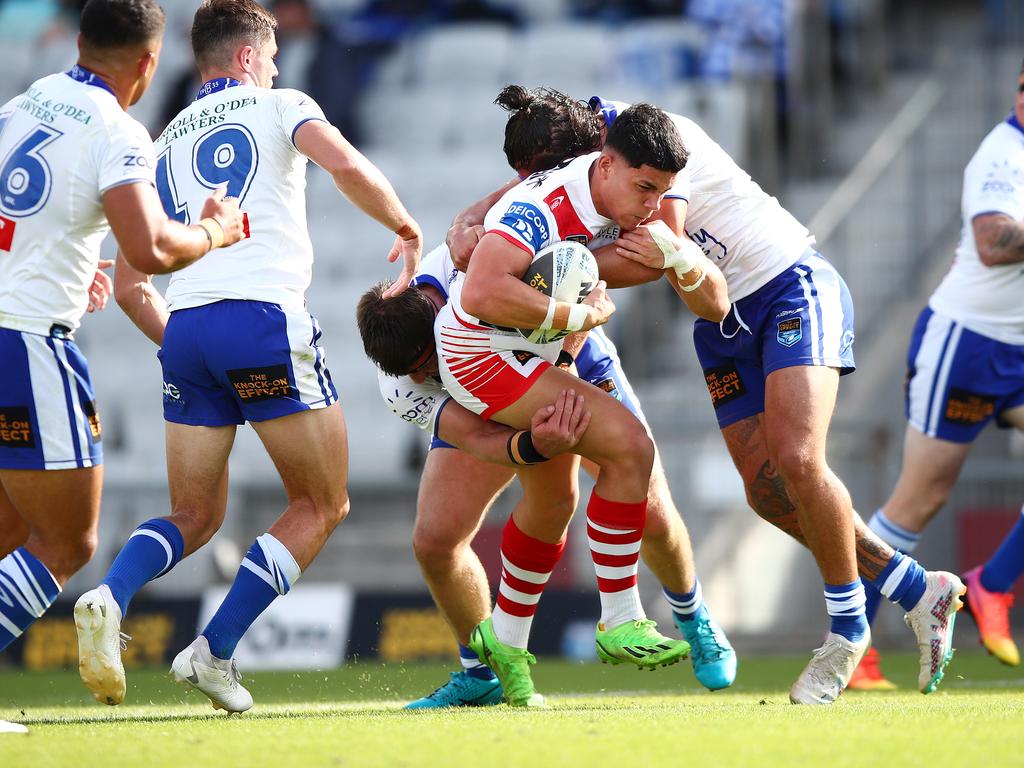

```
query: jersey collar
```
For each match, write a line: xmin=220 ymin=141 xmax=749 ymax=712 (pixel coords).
xmin=65 ymin=65 xmax=116 ymax=97
xmin=589 ymin=95 xmax=618 ymax=127
xmin=1006 ymin=112 xmax=1024 ymax=138
xmin=196 ymin=77 xmax=244 ymax=100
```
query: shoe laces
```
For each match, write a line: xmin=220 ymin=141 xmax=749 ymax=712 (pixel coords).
xmin=118 ymin=632 xmax=131 ymax=651
xmin=689 ymin=617 xmax=728 ymax=663
xmin=424 ymin=671 xmax=465 ymax=702
xmin=803 ymin=638 xmax=848 ymax=687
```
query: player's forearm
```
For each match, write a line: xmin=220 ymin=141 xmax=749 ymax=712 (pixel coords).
xmin=114 ymin=261 xmax=169 ymax=346
xmin=975 ymin=215 xmax=1024 ymax=266
xmin=436 ymin=405 xmax=522 ymax=467
xmin=331 ymin=155 xmax=419 ymax=237
xmin=142 ymin=220 xmax=218 ymax=274
xmin=591 ymin=245 xmax=664 ymax=288
xmin=665 ymin=259 xmax=730 ymax=322
xmin=460 ymin=273 xmax=554 ymax=328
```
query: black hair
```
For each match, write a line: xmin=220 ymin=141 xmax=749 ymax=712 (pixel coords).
xmin=356 ymin=282 xmax=437 ymax=377
xmin=604 ymin=103 xmax=688 ymax=173
xmin=80 ymin=0 xmax=165 ymax=50
xmin=495 ymin=84 xmax=603 ymax=175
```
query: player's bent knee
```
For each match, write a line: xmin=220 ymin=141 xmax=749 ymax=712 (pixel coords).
xmin=771 ymin=445 xmax=824 ymax=488
xmin=605 ymin=421 xmax=655 ymax=478
xmin=412 ymin=530 xmax=462 ymax=566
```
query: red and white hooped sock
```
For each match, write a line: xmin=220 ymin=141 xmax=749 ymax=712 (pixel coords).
xmin=491 ymin=516 xmax=565 ymax=649
xmin=587 ymin=491 xmax=647 ymax=630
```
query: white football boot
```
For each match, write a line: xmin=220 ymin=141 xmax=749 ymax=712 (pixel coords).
xmin=0 ymin=721 xmax=28 ymax=734
xmin=171 ymin=636 xmax=253 ymax=713
xmin=74 ymin=585 xmax=129 ymax=705
xmin=904 ymin=570 xmax=966 ymax=693
xmin=789 ymin=629 xmax=870 ymax=705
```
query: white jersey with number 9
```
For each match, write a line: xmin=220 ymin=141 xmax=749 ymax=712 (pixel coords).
xmin=155 ymin=81 xmax=327 ymax=313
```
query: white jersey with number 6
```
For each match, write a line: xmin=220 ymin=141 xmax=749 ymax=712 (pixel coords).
xmin=0 ymin=68 xmax=155 ymax=334
xmin=156 ymin=80 xmax=327 ymax=313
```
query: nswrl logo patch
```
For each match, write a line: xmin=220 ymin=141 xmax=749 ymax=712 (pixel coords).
xmin=777 ymin=317 xmax=802 ymax=347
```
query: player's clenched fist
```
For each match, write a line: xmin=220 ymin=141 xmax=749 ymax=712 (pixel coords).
xmin=199 ymin=185 xmax=247 ymax=248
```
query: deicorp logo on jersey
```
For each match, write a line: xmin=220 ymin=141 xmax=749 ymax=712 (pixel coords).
xmin=500 ymin=202 xmax=548 ymax=252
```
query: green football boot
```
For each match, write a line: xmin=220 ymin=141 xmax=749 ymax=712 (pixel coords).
xmin=468 ymin=618 xmax=547 ymax=708
xmin=595 ymin=619 xmax=690 ymax=670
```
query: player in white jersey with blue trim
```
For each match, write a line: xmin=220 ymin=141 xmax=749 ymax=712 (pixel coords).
xmin=74 ymin=0 xmax=421 ymax=713
xmin=451 ymin=84 xmax=967 ymax=704
xmin=358 ymin=242 xmax=735 ymax=707
xmin=0 ymin=0 xmax=245 ymax=694
xmin=855 ymin=61 xmax=1024 ymax=686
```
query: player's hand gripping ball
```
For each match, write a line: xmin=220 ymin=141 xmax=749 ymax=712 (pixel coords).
xmin=519 ymin=240 xmax=598 ymax=344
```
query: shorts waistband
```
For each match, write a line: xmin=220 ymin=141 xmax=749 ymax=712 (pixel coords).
xmin=0 ymin=315 xmax=75 ymax=338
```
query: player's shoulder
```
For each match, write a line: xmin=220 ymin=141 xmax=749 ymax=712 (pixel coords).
xmin=968 ymin=120 xmax=1024 ymax=175
xmin=377 ymin=371 xmax=445 ymax=430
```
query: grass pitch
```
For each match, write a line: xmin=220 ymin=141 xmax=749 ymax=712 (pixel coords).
xmin=2 ymin=651 xmax=1022 ymax=768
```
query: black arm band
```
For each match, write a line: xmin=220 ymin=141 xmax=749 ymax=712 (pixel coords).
xmin=506 ymin=429 xmax=550 ymax=465
xmin=555 ymin=350 xmax=575 ymax=370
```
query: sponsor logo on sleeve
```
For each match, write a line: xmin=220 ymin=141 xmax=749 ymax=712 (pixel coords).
xmin=704 ymin=365 xmax=746 ymax=409
xmin=0 ymin=406 xmax=35 ymax=448
xmin=777 ymin=317 xmax=802 ymax=347
xmin=226 ymin=365 xmax=297 ymax=402
xmin=499 ymin=202 xmax=549 ymax=252
xmin=943 ymin=387 xmax=997 ymax=425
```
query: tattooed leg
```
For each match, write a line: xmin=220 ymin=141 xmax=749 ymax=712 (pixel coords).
xmin=720 ymin=414 xmax=895 ymax=582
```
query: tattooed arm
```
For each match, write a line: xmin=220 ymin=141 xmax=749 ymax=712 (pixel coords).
xmin=973 ymin=213 xmax=1024 ymax=266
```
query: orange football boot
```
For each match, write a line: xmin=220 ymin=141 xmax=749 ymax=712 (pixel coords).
xmin=963 ymin=566 xmax=1020 ymax=666
xmin=846 ymin=646 xmax=897 ymax=691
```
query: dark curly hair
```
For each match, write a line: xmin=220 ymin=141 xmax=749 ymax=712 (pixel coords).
xmin=495 ymin=84 xmax=603 ymax=176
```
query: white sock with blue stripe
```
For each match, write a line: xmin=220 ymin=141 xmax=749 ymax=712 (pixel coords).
xmin=824 ymin=581 xmax=868 ymax=642
xmin=868 ymin=509 xmax=920 ymax=552
xmin=663 ymin=580 xmax=704 ymax=623
xmin=201 ymin=533 xmax=301 ymax=660
xmin=459 ymin=644 xmax=495 ymax=680
xmin=0 ymin=548 xmax=61 ymax=651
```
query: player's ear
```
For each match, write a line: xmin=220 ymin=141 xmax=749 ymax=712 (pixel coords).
xmin=137 ymin=50 xmax=157 ymax=80
xmin=239 ymin=44 xmax=255 ymax=75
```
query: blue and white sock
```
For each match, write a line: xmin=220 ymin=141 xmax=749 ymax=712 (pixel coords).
xmin=0 ymin=548 xmax=61 ymax=651
xmin=981 ymin=506 xmax=1024 ymax=593
xmin=202 ymin=533 xmax=301 ymax=660
xmin=868 ymin=509 xmax=920 ymax=553
xmin=863 ymin=509 xmax=921 ymax=623
xmin=459 ymin=644 xmax=495 ymax=680
xmin=663 ymin=580 xmax=703 ymax=623
xmin=103 ymin=518 xmax=184 ymax=618
xmin=871 ymin=550 xmax=928 ymax=611
xmin=824 ymin=581 xmax=868 ymax=642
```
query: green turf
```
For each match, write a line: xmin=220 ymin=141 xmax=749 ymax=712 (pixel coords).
xmin=2 ymin=652 xmax=1022 ymax=768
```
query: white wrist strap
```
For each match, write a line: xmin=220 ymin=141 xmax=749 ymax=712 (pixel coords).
xmin=539 ymin=297 xmax=557 ymax=330
xmin=566 ymin=303 xmax=588 ymax=332
xmin=679 ymin=267 xmax=707 ymax=292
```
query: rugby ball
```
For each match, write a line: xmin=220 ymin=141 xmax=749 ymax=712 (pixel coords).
xmin=519 ymin=240 xmax=599 ymax=344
